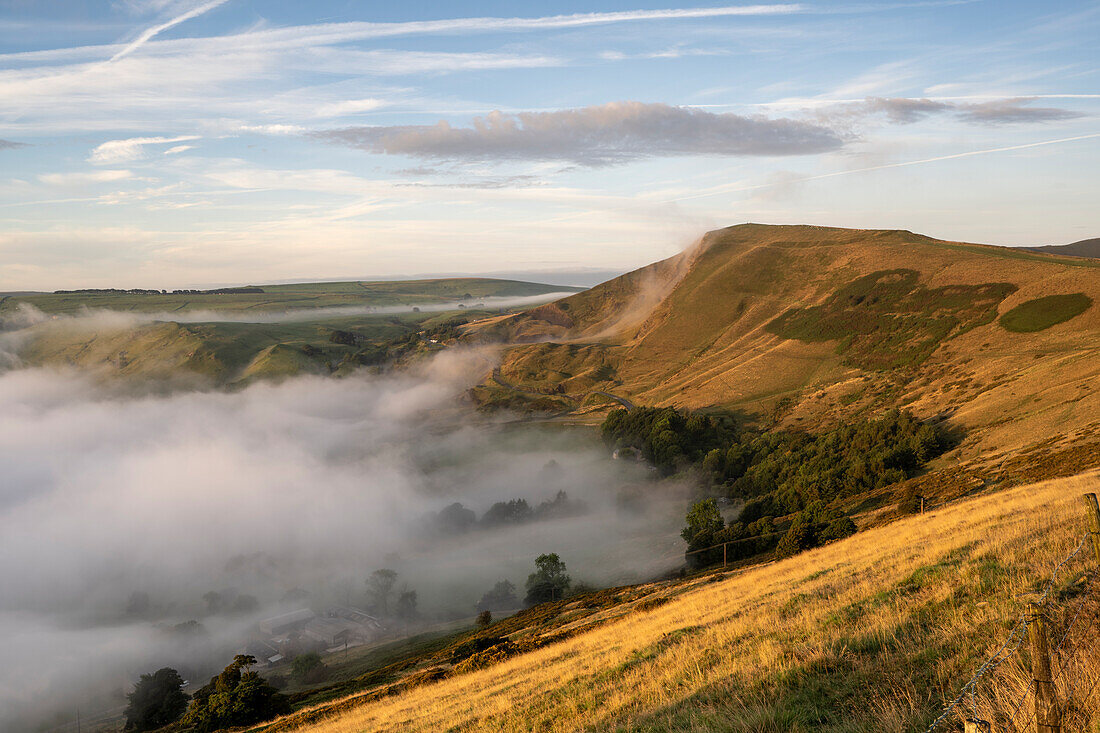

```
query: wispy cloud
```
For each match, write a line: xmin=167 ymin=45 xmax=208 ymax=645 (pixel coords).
xmin=313 ymin=101 xmax=843 ymax=165
xmin=955 ymin=97 xmax=1084 ymax=124
xmin=38 ymin=170 xmax=135 ymax=186
xmin=0 ymin=5 xmax=804 ymax=67
xmin=662 ymin=131 xmax=1100 ymax=203
xmin=109 ymin=0 xmax=231 ymax=62
xmin=807 ymin=96 xmax=1084 ymax=129
xmin=88 ymin=135 xmax=201 ymax=163
xmin=0 ymin=139 xmax=28 ymax=150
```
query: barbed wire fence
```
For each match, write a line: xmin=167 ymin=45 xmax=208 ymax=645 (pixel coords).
xmin=923 ymin=492 xmax=1100 ymax=733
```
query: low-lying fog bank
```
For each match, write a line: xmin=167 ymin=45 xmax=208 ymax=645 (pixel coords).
xmin=0 ymin=349 xmax=686 ymax=730
xmin=0 ymin=291 xmax=576 ymax=327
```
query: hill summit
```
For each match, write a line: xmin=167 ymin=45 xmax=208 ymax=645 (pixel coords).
xmin=472 ymin=224 xmax=1100 ymax=486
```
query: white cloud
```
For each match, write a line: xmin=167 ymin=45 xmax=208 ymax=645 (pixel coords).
xmin=163 ymin=144 xmax=194 ymax=155
xmin=233 ymin=124 xmax=306 ymax=135
xmin=38 ymin=170 xmax=134 ymax=186
xmin=313 ymin=98 xmax=389 ymax=118
xmin=88 ymin=135 xmax=201 ymax=164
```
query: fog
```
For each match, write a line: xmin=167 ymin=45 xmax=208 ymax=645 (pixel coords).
xmin=0 ymin=348 xmax=687 ymax=730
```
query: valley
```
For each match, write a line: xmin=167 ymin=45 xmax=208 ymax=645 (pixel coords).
xmin=6 ymin=224 xmax=1100 ymax=733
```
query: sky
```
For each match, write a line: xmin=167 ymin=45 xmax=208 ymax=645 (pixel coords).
xmin=0 ymin=0 xmax=1097 ymax=290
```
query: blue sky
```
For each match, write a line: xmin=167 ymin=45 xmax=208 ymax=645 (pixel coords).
xmin=0 ymin=0 xmax=1097 ymax=289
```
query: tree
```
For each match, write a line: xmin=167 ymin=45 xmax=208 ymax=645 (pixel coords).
xmin=291 ymin=652 xmax=328 ymax=684
xmin=477 ymin=580 xmax=518 ymax=612
xmin=124 ymin=667 xmax=189 ymax=731
xmin=181 ymin=655 xmax=290 ymax=732
xmin=435 ymin=502 xmax=476 ymax=534
xmin=481 ymin=499 xmax=532 ymax=527
xmin=476 ymin=610 xmax=493 ymax=627
xmin=396 ymin=588 xmax=418 ymax=620
xmin=126 ymin=591 xmax=151 ymax=617
xmin=524 ymin=553 xmax=570 ymax=606
xmin=367 ymin=569 xmax=398 ymax=616
xmin=681 ymin=498 xmax=724 ymax=552
xmin=202 ymin=591 xmax=223 ymax=615
xmin=231 ymin=594 xmax=259 ymax=614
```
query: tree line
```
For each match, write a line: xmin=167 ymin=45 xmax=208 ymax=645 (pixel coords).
xmin=430 ymin=490 xmax=585 ymax=535
xmin=601 ymin=406 xmax=949 ymax=565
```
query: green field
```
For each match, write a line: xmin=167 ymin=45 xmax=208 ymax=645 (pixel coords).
xmin=4 ymin=278 xmax=579 ymax=383
xmin=0 ymin=278 xmax=579 ymax=317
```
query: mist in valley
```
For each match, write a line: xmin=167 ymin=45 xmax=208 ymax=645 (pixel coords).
xmin=0 ymin=342 xmax=687 ymax=730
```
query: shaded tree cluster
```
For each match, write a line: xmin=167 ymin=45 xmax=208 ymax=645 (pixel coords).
xmin=180 ymin=655 xmax=289 ymax=732
xmin=683 ymin=497 xmax=858 ymax=567
xmin=431 ymin=491 xmax=585 ymax=535
xmin=366 ymin=568 xmax=418 ymax=621
xmin=603 ymin=407 xmax=948 ymax=566
xmin=601 ymin=407 xmax=735 ymax=475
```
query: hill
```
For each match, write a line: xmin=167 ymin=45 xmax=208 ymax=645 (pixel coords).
xmin=248 ymin=471 xmax=1100 ymax=732
xmin=471 ymin=224 xmax=1100 ymax=489
xmin=1 ymin=278 xmax=577 ymax=383
xmin=1025 ymin=238 xmax=1100 ymax=259
xmin=0 ymin=277 xmax=579 ymax=317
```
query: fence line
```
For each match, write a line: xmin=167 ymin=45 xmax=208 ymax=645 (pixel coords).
xmin=683 ymin=530 xmax=787 ymax=558
xmin=925 ymin=491 xmax=1100 ymax=733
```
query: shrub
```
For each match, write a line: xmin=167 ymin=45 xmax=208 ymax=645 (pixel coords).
xmin=897 ymin=487 xmax=923 ymax=515
xmin=775 ymin=520 xmax=817 ymax=559
xmin=999 ymin=293 xmax=1092 ymax=333
xmin=818 ymin=516 xmax=857 ymax=543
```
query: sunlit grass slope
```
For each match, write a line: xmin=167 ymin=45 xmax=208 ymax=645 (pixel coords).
xmin=266 ymin=471 xmax=1099 ymax=733
xmin=485 ymin=224 xmax=1100 ymax=480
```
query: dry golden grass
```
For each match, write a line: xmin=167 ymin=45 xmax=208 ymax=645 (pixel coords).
xmin=261 ymin=471 xmax=1100 ymax=733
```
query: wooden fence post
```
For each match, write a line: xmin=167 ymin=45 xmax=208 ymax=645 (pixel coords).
xmin=1028 ymin=602 xmax=1061 ymax=733
xmin=722 ymin=543 xmax=727 ymax=567
xmin=1084 ymin=493 xmax=1100 ymax=566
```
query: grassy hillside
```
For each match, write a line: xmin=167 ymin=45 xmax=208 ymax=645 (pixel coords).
xmin=0 ymin=278 xmax=578 ymax=317
xmin=247 ymin=471 xmax=1100 ymax=733
xmin=4 ymin=278 xmax=574 ymax=383
xmin=478 ymin=224 xmax=1100 ymax=482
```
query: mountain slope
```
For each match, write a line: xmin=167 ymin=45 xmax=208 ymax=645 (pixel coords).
xmin=476 ymin=224 xmax=1100 ymax=477
xmin=1025 ymin=237 xmax=1100 ymax=259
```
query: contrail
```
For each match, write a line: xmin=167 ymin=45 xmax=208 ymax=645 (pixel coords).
xmin=667 ymin=131 xmax=1100 ymax=202
xmin=110 ymin=0 xmax=231 ymax=62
